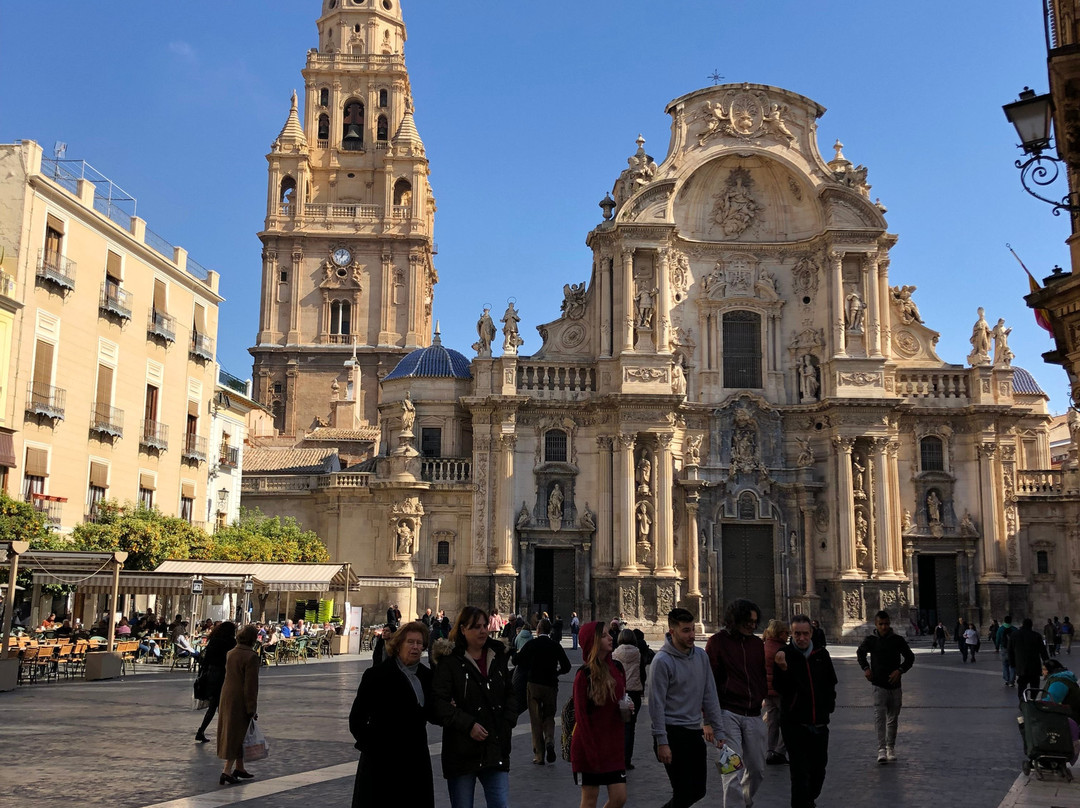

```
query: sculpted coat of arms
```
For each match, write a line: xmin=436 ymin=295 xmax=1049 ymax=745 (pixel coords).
xmin=699 ymin=89 xmax=797 ymax=147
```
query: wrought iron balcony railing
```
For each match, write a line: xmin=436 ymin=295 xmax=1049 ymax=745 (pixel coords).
xmin=26 ymin=381 xmax=65 ymax=420
xmin=218 ymin=444 xmax=239 ymax=468
xmin=148 ymin=310 xmax=176 ymax=343
xmin=182 ymin=433 xmax=208 ymax=463
xmin=99 ymin=281 xmax=132 ymax=320
xmin=190 ymin=333 xmax=214 ymax=362
xmin=140 ymin=419 xmax=169 ymax=452
xmin=36 ymin=249 xmax=76 ymax=291
xmin=89 ymin=402 xmax=124 ymax=438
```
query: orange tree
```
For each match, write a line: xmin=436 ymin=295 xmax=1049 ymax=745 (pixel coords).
xmin=70 ymin=501 xmax=206 ymax=570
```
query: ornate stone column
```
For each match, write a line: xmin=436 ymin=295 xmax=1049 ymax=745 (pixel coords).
xmin=877 ymin=251 xmax=893 ymax=359
xmin=834 ymin=436 xmax=859 ymax=576
xmin=615 ymin=433 xmax=637 ymax=574
xmin=378 ymin=251 xmax=394 ymax=345
xmin=518 ymin=540 xmax=528 ymax=602
xmin=685 ymin=491 xmax=702 ymax=599
xmin=886 ymin=440 xmax=904 ymax=576
xmin=495 ymin=433 xmax=517 ymax=575
xmin=470 ymin=435 xmax=492 ymax=574
xmin=657 ymin=249 xmax=671 ymax=353
xmin=864 ymin=254 xmax=882 ymax=358
xmin=800 ymin=504 xmax=816 ymax=599
xmin=871 ymin=438 xmax=893 ymax=577
xmin=977 ymin=442 xmax=1004 ymax=578
xmin=830 ymin=250 xmax=847 ymax=357
xmin=655 ymin=433 xmax=675 ymax=575
xmin=621 ymin=250 xmax=635 ymax=354
xmin=600 ymin=256 xmax=613 ymax=358
xmin=595 ymin=436 xmax=614 ymax=569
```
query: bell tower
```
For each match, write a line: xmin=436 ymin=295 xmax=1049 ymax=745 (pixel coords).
xmin=251 ymin=0 xmax=436 ymax=439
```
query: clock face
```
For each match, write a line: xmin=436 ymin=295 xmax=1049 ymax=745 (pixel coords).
xmin=332 ymin=248 xmax=352 ymax=267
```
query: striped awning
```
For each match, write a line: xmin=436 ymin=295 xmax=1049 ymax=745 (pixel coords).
xmin=354 ymin=576 xmax=441 ymax=590
xmin=155 ymin=559 xmax=357 ymax=593
xmin=28 ymin=570 xmax=234 ymax=595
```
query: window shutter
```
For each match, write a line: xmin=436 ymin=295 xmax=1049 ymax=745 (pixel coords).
xmin=33 ymin=340 xmax=54 ymax=387
xmin=181 ymin=481 xmax=195 ymax=499
xmin=139 ymin=473 xmax=156 ymax=491
xmin=89 ymin=462 xmax=109 ymax=488
xmin=46 ymin=214 xmax=65 ymax=235
xmin=25 ymin=447 xmax=49 ymax=477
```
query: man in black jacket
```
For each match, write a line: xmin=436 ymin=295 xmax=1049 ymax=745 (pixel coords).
xmin=512 ymin=617 xmax=571 ymax=764
xmin=1008 ymin=617 xmax=1049 ymax=702
xmin=856 ymin=610 xmax=915 ymax=764
xmin=774 ymin=615 xmax=837 ymax=808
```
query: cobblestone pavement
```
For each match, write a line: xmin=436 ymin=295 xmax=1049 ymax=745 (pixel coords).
xmin=3 ymin=641 xmax=1076 ymax=807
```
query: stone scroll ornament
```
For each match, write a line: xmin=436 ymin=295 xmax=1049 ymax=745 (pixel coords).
xmin=698 ymin=89 xmax=797 ymax=146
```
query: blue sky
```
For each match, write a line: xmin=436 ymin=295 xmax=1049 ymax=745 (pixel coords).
xmin=1 ymin=2 xmax=1072 ymax=412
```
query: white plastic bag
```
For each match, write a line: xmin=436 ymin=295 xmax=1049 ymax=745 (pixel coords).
xmin=711 ymin=738 xmax=744 ymax=776
xmin=243 ymin=718 xmax=270 ymax=761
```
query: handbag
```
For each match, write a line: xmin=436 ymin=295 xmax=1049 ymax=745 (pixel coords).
xmin=243 ymin=718 xmax=270 ymax=761
xmin=193 ymin=672 xmax=209 ymax=701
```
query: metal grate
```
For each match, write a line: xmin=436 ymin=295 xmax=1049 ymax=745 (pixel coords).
xmin=723 ymin=311 xmax=762 ymax=388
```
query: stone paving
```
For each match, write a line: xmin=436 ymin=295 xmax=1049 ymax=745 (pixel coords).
xmin=2 ymin=640 xmax=1077 ymax=807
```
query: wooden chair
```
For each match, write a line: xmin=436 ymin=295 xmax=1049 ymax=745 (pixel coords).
xmin=68 ymin=641 xmax=88 ymax=678
xmin=17 ymin=647 xmax=39 ymax=684
xmin=118 ymin=641 xmax=139 ymax=676
xmin=33 ymin=645 xmax=58 ymax=683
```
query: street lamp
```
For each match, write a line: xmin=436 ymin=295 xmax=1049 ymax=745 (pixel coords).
xmin=1003 ymin=87 xmax=1080 ymax=216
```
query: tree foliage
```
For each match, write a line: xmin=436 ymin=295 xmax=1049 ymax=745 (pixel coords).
xmin=198 ymin=508 xmax=329 ymax=563
xmin=70 ymin=501 xmax=204 ymax=570
xmin=0 ymin=490 xmax=54 ymax=547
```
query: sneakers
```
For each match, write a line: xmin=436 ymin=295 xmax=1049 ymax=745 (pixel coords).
xmin=886 ymin=747 xmax=897 ymax=762
xmin=546 ymin=743 xmax=556 ymax=763
xmin=877 ymin=748 xmax=888 ymax=764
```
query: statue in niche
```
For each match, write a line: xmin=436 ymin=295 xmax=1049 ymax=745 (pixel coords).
xmin=992 ymin=318 xmax=1014 ymax=367
xmin=473 ymin=306 xmax=497 ymax=355
xmin=901 ymin=509 xmax=913 ymax=531
xmin=711 ymin=167 xmax=762 ymax=238
xmin=855 ymin=510 xmax=869 ymax=563
xmin=795 ymin=436 xmax=814 ymax=468
xmin=685 ymin=434 xmax=702 ymax=466
xmin=516 ymin=502 xmax=531 ymax=531
xmin=757 ymin=269 xmax=777 ymax=294
xmin=890 ymin=285 xmax=923 ymax=324
xmin=968 ymin=307 xmax=992 ymax=366
xmin=634 ymin=280 xmax=658 ymax=328
xmin=845 ymin=292 xmax=865 ymax=331
xmin=395 ymin=519 xmax=414 ymax=555
xmin=636 ymin=455 xmax=652 ymax=495
xmin=561 ymin=282 xmax=587 ymax=320
xmin=798 ymin=354 xmax=819 ymax=402
xmin=636 ymin=501 xmax=652 ymax=542
xmin=672 ymin=360 xmax=686 ymax=396
xmin=926 ymin=490 xmax=942 ymax=524
xmin=501 ymin=301 xmax=524 ymax=353
xmin=960 ymin=511 xmax=977 ymax=536
xmin=730 ymin=408 xmax=763 ymax=478
xmin=400 ymin=392 xmax=415 ymax=433
xmin=580 ymin=504 xmax=596 ymax=533
xmin=548 ymin=484 xmax=564 ymax=531
xmin=852 ymin=456 xmax=866 ymax=499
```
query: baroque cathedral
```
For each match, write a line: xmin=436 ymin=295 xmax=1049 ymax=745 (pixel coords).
xmin=244 ymin=0 xmax=1068 ymax=637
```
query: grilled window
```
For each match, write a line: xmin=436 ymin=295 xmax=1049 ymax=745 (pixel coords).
xmin=723 ymin=311 xmax=762 ymax=388
xmin=437 ymin=540 xmax=450 ymax=566
xmin=920 ymin=436 xmax=944 ymax=471
xmin=420 ymin=428 xmax=441 ymax=458
xmin=545 ymin=430 xmax=568 ymax=463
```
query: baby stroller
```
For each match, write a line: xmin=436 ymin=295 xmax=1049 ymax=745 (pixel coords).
xmin=1018 ymin=688 xmax=1075 ymax=781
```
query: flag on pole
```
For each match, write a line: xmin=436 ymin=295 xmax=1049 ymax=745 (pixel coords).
xmin=1007 ymin=244 xmax=1054 ymax=334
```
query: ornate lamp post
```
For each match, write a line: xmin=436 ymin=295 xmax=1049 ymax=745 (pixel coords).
xmin=1003 ymin=86 xmax=1080 ymax=216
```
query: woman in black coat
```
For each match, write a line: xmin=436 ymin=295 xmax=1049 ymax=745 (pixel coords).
xmin=349 ymin=621 xmax=436 ymax=808
xmin=195 ymin=621 xmax=237 ymax=742
xmin=431 ymin=606 xmax=517 ymax=808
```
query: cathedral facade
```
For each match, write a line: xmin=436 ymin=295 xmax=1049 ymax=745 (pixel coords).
xmin=243 ymin=1 xmax=1063 ymax=637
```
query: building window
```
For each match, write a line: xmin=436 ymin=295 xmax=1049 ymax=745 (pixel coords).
xmin=87 ymin=485 xmax=106 ymax=521
xmin=420 ymin=427 xmax=442 ymax=458
xmin=436 ymin=540 xmax=450 ymax=566
xmin=138 ymin=487 xmax=154 ymax=510
xmin=23 ymin=474 xmax=45 ymax=502
xmin=180 ymin=496 xmax=194 ymax=524
xmin=393 ymin=178 xmax=412 ymax=207
xmin=279 ymin=270 xmax=288 ymax=283
xmin=378 ymin=88 xmax=388 ymax=108
xmin=1037 ymin=550 xmax=1050 ymax=575
xmin=342 ymin=99 xmax=364 ymax=150
xmin=43 ymin=215 xmax=64 ymax=266
xmin=317 ymin=113 xmax=330 ymax=141
xmin=723 ymin=311 xmax=762 ymax=388
xmin=544 ymin=430 xmax=568 ymax=463
xmin=920 ymin=436 xmax=944 ymax=472
xmin=144 ymin=383 xmax=159 ymax=422
xmin=330 ymin=300 xmax=351 ymax=336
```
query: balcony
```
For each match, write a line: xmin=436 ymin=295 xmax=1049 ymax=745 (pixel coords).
xmin=0 ymin=269 xmax=15 ymax=299
xmin=182 ymin=433 xmax=208 ymax=463
xmin=30 ymin=494 xmax=64 ymax=527
xmin=190 ymin=333 xmax=214 ymax=362
xmin=89 ymin=402 xmax=124 ymax=438
xmin=218 ymin=444 xmax=239 ymax=469
xmin=218 ymin=368 xmax=249 ymax=396
xmin=26 ymin=381 xmax=65 ymax=420
xmin=148 ymin=310 xmax=176 ymax=343
xmin=99 ymin=281 xmax=132 ymax=321
xmin=516 ymin=363 xmax=597 ymax=401
xmin=421 ymin=457 xmax=472 ymax=484
xmin=140 ymin=419 xmax=169 ymax=452
xmin=1015 ymin=469 xmax=1080 ymax=497
xmin=36 ymin=249 xmax=76 ymax=292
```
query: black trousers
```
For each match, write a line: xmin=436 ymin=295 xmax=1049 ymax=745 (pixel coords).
xmin=781 ymin=722 xmax=829 ymax=808
xmin=1017 ymin=672 xmax=1041 ymax=702
xmin=197 ymin=690 xmax=220 ymax=735
xmin=655 ymin=725 xmax=707 ymax=808
xmin=624 ymin=690 xmax=642 ymax=767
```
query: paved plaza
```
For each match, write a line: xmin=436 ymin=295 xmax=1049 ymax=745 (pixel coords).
xmin=3 ymin=640 xmax=1077 ymax=807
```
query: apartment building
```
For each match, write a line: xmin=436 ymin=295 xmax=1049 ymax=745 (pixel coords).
xmin=207 ymin=366 xmax=263 ymax=529
xmin=0 ymin=140 xmax=222 ymax=532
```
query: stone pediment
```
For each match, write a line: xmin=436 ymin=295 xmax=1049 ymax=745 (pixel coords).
xmin=673 ymin=84 xmax=823 ymax=154
xmin=890 ymin=320 xmax=944 ymax=364
xmin=820 ymin=188 xmax=886 ymax=230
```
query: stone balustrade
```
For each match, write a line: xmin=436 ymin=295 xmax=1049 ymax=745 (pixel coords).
xmin=242 ymin=472 xmax=371 ymax=493
xmin=516 ymin=363 xmax=596 ymax=400
xmin=895 ymin=371 xmax=970 ymax=400
xmin=421 ymin=457 xmax=471 ymax=483
xmin=1015 ymin=469 xmax=1067 ymax=496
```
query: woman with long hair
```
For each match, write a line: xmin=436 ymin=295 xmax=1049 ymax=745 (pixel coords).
xmin=196 ymin=621 xmax=237 ymax=742
xmin=571 ymin=621 xmax=628 ymax=808
xmin=350 ymin=620 xmax=436 ymax=807
xmin=431 ymin=606 xmax=517 ymax=808
xmin=216 ymin=624 xmax=260 ymax=784
xmin=761 ymin=618 xmax=789 ymax=765
xmin=611 ymin=629 xmax=642 ymax=770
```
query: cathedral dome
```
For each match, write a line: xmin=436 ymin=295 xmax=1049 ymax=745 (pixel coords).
xmin=383 ymin=330 xmax=472 ymax=381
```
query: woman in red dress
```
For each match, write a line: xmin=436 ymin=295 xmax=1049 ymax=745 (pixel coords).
xmin=571 ymin=621 xmax=628 ymax=808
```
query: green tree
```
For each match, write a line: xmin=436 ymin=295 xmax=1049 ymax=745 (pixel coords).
xmin=70 ymin=501 xmax=208 ymax=570
xmin=201 ymin=508 xmax=330 ymax=563
xmin=0 ymin=490 xmax=53 ymax=547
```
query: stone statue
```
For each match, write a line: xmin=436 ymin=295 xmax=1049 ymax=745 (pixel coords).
xmin=634 ymin=281 xmax=658 ymax=328
xmin=474 ymin=306 xmax=496 ymax=356
xmin=926 ymin=490 xmax=941 ymax=523
xmin=395 ymin=519 xmax=414 ymax=555
xmin=712 ymin=168 xmax=761 ymax=237
xmin=798 ymin=354 xmax=819 ymax=401
xmin=547 ymin=484 xmax=564 ymax=530
xmin=671 ymin=361 xmax=686 ymax=396
xmin=685 ymin=434 xmax=702 ymax=466
xmin=636 ymin=455 xmax=652 ymax=495
xmin=561 ymin=282 xmax=587 ymax=320
xmin=992 ymin=318 xmax=1014 ymax=366
xmin=855 ymin=510 xmax=869 ymax=548
xmin=501 ymin=301 xmax=524 ymax=353
xmin=762 ymin=103 xmax=796 ymax=142
xmin=890 ymin=285 xmax=923 ymax=324
xmin=636 ymin=501 xmax=652 ymax=541
xmin=330 ymin=378 xmax=340 ymax=401
xmin=757 ymin=268 xmax=777 ymax=294
xmin=852 ymin=456 xmax=866 ymax=497
xmin=960 ymin=511 xmax=976 ymax=536
xmin=580 ymin=504 xmax=595 ymax=533
xmin=968 ymin=307 xmax=991 ymax=366
xmin=845 ymin=291 xmax=865 ymax=331
xmin=516 ymin=502 xmax=530 ymax=531
xmin=795 ymin=436 xmax=814 ymax=468
xmin=901 ymin=509 xmax=913 ymax=531
xmin=400 ymin=392 xmax=415 ymax=433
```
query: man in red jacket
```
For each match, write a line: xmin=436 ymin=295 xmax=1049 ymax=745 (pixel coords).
xmin=706 ymin=599 xmax=768 ymax=808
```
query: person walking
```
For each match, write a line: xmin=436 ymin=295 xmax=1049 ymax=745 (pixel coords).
xmin=349 ymin=620 xmax=436 ymax=808
xmin=761 ymin=619 xmax=789 ymax=765
xmin=216 ymin=624 xmax=261 ymax=784
xmin=988 ymin=619 xmax=1000 ymax=652
xmin=1045 ymin=619 xmax=1059 ymax=658
xmin=773 ymin=615 xmax=837 ymax=808
xmin=649 ymin=607 xmax=724 ymax=808
xmin=1009 ymin=617 xmax=1049 ymax=702
xmin=195 ymin=621 xmax=236 ymax=743
xmin=570 ymin=612 xmax=581 ymax=650
xmin=964 ymin=623 xmax=979 ymax=663
xmin=953 ymin=617 xmax=968 ymax=662
xmin=571 ymin=621 xmax=628 ymax=808
xmin=933 ymin=621 xmax=947 ymax=655
xmin=431 ymin=606 xmax=516 ymax=808
xmin=705 ymin=599 xmax=768 ymax=808
xmin=1062 ymin=617 xmax=1074 ymax=655
xmin=611 ymin=629 xmax=643 ymax=770
xmin=552 ymin=615 xmax=564 ymax=646
xmin=512 ymin=617 xmax=570 ymax=765
xmin=997 ymin=615 xmax=1017 ymax=686
xmin=810 ymin=620 xmax=827 ymax=650
xmin=856 ymin=610 xmax=914 ymax=764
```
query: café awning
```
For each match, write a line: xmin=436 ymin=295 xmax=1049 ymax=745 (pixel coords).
xmin=354 ymin=576 xmax=441 ymax=590
xmin=28 ymin=570 xmax=234 ymax=595
xmin=154 ymin=559 xmax=358 ymax=593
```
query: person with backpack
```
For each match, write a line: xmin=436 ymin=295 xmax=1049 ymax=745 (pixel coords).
xmin=570 ymin=621 xmax=628 ymax=808
xmin=997 ymin=616 xmax=1017 ymax=686
xmin=1062 ymin=617 xmax=1074 ymax=655
xmin=512 ymin=617 xmax=570 ymax=766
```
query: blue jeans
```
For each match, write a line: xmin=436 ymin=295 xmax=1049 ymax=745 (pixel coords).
xmin=446 ymin=770 xmax=509 ymax=808
xmin=1001 ymin=648 xmax=1015 ymax=683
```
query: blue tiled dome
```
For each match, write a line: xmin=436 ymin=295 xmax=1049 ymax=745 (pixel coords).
xmin=384 ymin=333 xmax=472 ymax=381
xmin=1012 ymin=366 xmax=1046 ymax=396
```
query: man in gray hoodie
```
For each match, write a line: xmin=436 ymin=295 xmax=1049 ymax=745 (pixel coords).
xmin=649 ymin=607 xmax=725 ymax=808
